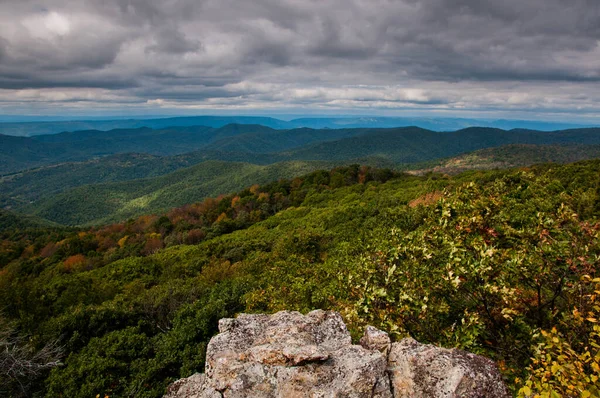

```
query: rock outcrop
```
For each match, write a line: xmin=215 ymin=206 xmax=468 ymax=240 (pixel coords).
xmin=164 ymin=310 xmax=509 ymax=398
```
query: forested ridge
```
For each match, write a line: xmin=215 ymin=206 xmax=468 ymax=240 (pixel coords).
xmin=1 ymin=161 xmax=599 ymax=397
xmin=4 ymin=125 xmax=600 ymax=227
xmin=0 ymin=116 xmax=586 ymax=137
xmin=3 ymin=125 xmax=600 ymax=175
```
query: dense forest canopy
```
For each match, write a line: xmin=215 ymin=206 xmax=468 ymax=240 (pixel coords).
xmin=3 ymin=125 xmax=600 ymax=175
xmin=4 ymin=124 xmax=600 ymax=228
xmin=1 ymin=161 xmax=599 ymax=397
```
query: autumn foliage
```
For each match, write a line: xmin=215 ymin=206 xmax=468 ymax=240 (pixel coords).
xmin=1 ymin=161 xmax=599 ymax=397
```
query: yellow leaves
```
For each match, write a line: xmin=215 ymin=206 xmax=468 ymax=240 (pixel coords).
xmin=117 ymin=235 xmax=128 ymax=248
xmin=257 ymin=192 xmax=270 ymax=201
xmin=248 ymin=184 xmax=260 ymax=195
xmin=146 ymin=232 xmax=161 ymax=240
xmin=500 ymin=307 xmax=519 ymax=321
xmin=482 ymin=247 xmax=496 ymax=258
xmin=385 ymin=264 xmax=396 ymax=284
xmin=520 ymin=385 xmax=532 ymax=397
xmin=445 ymin=270 xmax=462 ymax=288
xmin=215 ymin=212 xmax=229 ymax=223
xmin=521 ymin=311 xmax=600 ymax=398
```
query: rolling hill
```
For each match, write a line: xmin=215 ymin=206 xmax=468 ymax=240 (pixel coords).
xmin=3 ymin=125 xmax=600 ymax=226
xmin=201 ymin=127 xmax=370 ymax=153
xmin=281 ymin=127 xmax=600 ymax=164
xmin=0 ymin=116 xmax=290 ymax=137
xmin=9 ymin=142 xmax=600 ymax=226
xmin=0 ymin=124 xmax=272 ymax=174
xmin=408 ymin=144 xmax=600 ymax=175
xmin=24 ymin=160 xmax=334 ymax=226
xmin=0 ymin=208 xmax=60 ymax=232
xmin=3 ymin=125 xmax=600 ymax=175
xmin=0 ymin=153 xmax=201 ymax=209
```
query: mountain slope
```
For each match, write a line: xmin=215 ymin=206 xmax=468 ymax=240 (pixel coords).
xmin=408 ymin=144 xmax=600 ymax=174
xmin=4 ymin=125 xmax=600 ymax=175
xmin=26 ymin=160 xmax=334 ymax=225
xmin=202 ymin=127 xmax=371 ymax=153
xmin=4 ymin=127 xmax=600 ymax=222
xmin=1 ymin=161 xmax=599 ymax=397
xmin=0 ymin=208 xmax=59 ymax=232
xmin=282 ymin=127 xmax=600 ymax=164
xmin=0 ymin=153 xmax=201 ymax=208
xmin=0 ymin=124 xmax=276 ymax=174
xmin=0 ymin=134 xmax=74 ymax=173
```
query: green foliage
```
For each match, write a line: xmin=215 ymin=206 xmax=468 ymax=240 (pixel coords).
xmin=518 ymin=276 xmax=600 ymax=398
xmin=410 ymin=144 xmax=600 ymax=175
xmin=280 ymin=127 xmax=600 ymax=165
xmin=46 ymin=326 xmax=153 ymax=397
xmin=45 ymin=278 xmax=249 ymax=398
xmin=1 ymin=161 xmax=600 ymax=396
xmin=0 ymin=208 xmax=59 ymax=232
xmin=345 ymin=173 xmax=599 ymax=360
xmin=22 ymin=160 xmax=335 ymax=225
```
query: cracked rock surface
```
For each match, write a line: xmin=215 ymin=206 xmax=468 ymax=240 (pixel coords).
xmin=164 ymin=310 xmax=509 ymax=398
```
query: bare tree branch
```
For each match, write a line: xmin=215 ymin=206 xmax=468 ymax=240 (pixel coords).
xmin=0 ymin=315 xmax=63 ymax=397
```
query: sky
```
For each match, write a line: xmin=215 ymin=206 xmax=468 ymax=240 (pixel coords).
xmin=0 ymin=0 xmax=600 ymax=121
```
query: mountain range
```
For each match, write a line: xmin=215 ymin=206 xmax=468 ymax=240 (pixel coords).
xmin=0 ymin=115 xmax=594 ymax=137
xmin=3 ymin=124 xmax=600 ymax=175
xmin=2 ymin=123 xmax=600 ymax=225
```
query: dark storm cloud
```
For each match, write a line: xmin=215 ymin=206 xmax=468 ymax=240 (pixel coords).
xmin=0 ymin=73 xmax=138 ymax=90
xmin=145 ymin=27 xmax=201 ymax=55
xmin=0 ymin=0 xmax=600 ymax=116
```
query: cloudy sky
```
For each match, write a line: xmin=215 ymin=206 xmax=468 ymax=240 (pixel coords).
xmin=1 ymin=0 xmax=599 ymax=120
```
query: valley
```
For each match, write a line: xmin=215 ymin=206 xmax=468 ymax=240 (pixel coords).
xmin=3 ymin=124 xmax=600 ymax=226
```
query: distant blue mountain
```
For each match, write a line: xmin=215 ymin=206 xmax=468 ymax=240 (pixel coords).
xmin=0 ymin=115 xmax=594 ymax=136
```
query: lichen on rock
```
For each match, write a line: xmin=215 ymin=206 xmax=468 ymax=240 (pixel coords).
xmin=164 ymin=310 xmax=509 ymax=398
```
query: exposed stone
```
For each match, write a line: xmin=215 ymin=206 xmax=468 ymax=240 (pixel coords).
xmin=164 ymin=311 xmax=509 ymax=398
xmin=360 ymin=325 xmax=392 ymax=356
xmin=202 ymin=310 xmax=391 ymax=398
xmin=387 ymin=338 xmax=510 ymax=398
xmin=164 ymin=373 xmax=221 ymax=398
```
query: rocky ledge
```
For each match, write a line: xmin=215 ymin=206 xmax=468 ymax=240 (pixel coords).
xmin=164 ymin=310 xmax=509 ymax=398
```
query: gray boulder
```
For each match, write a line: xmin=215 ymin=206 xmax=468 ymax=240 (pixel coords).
xmin=165 ymin=310 xmax=509 ymax=398
xmin=387 ymin=338 xmax=510 ymax=398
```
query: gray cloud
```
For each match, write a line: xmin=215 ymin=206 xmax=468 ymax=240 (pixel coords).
xmin=0 ymin=0 xmax=599 ymax=118
xmin=145 ymin=27 xmax=201 ymax=55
